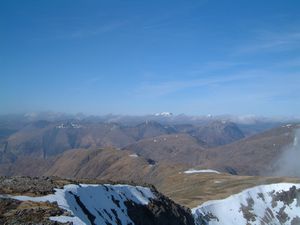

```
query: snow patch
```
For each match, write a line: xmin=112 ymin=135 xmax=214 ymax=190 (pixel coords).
xmin=184 ymin=169 xmax=220 ymax=174
xmin=214 ymin=181 xmax=223 ymax=184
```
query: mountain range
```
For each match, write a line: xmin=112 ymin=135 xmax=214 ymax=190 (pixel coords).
xmin=1 ymin=114 xmax=300 ymax=224
xmin=0 ymin=115 xmax=298 ymax=177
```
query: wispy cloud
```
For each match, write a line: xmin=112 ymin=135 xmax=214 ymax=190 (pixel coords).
xmin=189 ymin=61 xmax=248 ymax=75
xmin=234 ymin=30 xmax=300 ymax=54
xmin=276 ymin=57 xmax=300 ymax=68
xmin=141 ymin=1 xmax=205 ymax=31
xmin=53 ymin=21 xmax=126 ymax=40
xmin=135 ymin=71 xmax=260 ymax=97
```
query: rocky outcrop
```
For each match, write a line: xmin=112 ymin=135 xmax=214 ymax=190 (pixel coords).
xmin=0 ymin=176 xmax=196 ymax=225
xmin=0 ymin=198 xmax=70 ymax=225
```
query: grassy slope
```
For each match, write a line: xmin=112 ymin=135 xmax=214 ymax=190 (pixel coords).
xmin=158 ymin=172 xmax=300 ymax=208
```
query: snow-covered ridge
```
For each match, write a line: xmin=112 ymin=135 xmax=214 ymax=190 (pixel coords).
xmin=192 ymin=183 xmax=300 ymax=225
xmin=184 ymin=169 xmax=220 ymax=174
xmin=3 ymin=184 xmax=155 ymax=225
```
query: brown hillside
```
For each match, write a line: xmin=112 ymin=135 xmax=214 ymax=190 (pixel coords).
xmin=200 ymin=123 xmax=299 ymax=175
xmin=124 ymin=133 xmax=206 ymax=165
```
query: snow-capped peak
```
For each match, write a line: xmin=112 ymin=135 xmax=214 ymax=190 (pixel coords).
xmin=154 ymin=112 xmax=173 ymax=117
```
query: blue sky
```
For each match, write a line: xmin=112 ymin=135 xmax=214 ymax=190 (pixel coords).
xmin=1 ymin=0 xmax=300 ymax=116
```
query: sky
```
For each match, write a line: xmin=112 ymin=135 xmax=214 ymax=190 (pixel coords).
xmin=1 ymin=0 xmax=300 ymax=116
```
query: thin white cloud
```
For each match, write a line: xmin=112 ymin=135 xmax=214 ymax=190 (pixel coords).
xmin=53 ymin=21 xmax=126 ymax=40
xmin=189 ymin=61 xmax=248 ymax=75
xmin=276 ymin=57 xmax=300 ymax=68
xmin=135 ymin=71 xmax=261 ymax=97
xmin=234 ymin=30 xmax=300 ymax=54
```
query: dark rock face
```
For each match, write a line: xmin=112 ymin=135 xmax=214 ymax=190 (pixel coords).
xmin=125 ymin=191 xmax=195 ymax=225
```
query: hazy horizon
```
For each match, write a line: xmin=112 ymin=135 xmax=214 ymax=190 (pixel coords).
xmin=1 ymin=110 xmax=300 ymax=121
xmin=1 ymin=1 xmax=300 ymax=116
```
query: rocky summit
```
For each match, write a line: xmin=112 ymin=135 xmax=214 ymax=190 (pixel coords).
xmin=0 ymin=176 xmax=195 ymax=225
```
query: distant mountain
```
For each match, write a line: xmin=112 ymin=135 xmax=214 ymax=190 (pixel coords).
xmin=122 ymin=121 xmax=176 ymax=141
xmin=175 ymin=121 xmax=245 ymax=147
xmin=0 ymin=118 xmax=247 ymax=167
xmin=123 ymin=121 xmax=246 ymax=164
xmin=2 ymin=121 xmax=136 ymax=160
xmin=0 ymin=119 xmax=182 ymax=160
xmin=201 ymin=123 xmax=300 ymax=175
xmin=124 ymin=133 xmax=206 ymax=165
xmin=236 ymin=121 xmax=284 ymax=137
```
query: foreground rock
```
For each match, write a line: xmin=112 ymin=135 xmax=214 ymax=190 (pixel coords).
xmin=0 ymin=176 xmax=195 ymax=225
